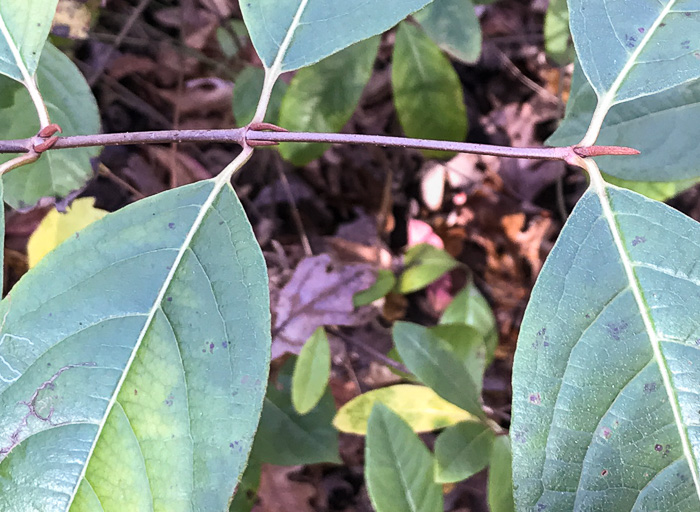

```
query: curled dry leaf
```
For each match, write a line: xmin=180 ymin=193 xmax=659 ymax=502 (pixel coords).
xmin=271 ymin=254 xmax=376 ymax=359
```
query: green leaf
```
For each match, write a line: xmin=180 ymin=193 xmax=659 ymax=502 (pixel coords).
xmin=292 ymin=327 xmax=331 ymax=414
xmin=430 ymin=324 xmax=486 ymax=396
xmin=570 ymin=0 xmax=700 ymax=105
xmin=549 ymin=62 xmax=700 ymax=182
xmin=240 ymin=0 xmax=433 ymax=73
xmin=278 ymin=36 xmax=379 ymax=165
xmin=393 ymin=321 xmax=484 ymax=418
xmin=0 ymin=179 xmax=270 ymax=510
xmin=439 ymin=282 xmax=498 ymax=361
xmin=333 ymin=384 xmax=475 ymax=435
xmin=398 ymin=243 xmax=460 ymax=294
xmin=434 ymin=421 xmax=494 ymax=483
xmin=413 ymin=0 xmax=482 ymax=64
xmin=233 ymin=66 xmax=287 ymax=126
xmin=0 ymin=0 xmax=58 ymax=81
xmin=27 ymin=197 xmax=108 ymax=268
xmin=365 ymin=403 xmax=443 ymax=512
xmin=511 ymin=186 xmax=700 ymax=510
xmin=0 ymin=43 xmax=101 ymax=209
xmin=544 ymin=0 xmax=574 ymax=65
xmin=354 ymin=269 xmax=397 ymax=307
xmin=488 ymin=436 xmax=515 ymax=512
xmin=392 ymin=22 xmax=468 ymax=158
xmin=254 ymin=357 xmax=340 ymax=466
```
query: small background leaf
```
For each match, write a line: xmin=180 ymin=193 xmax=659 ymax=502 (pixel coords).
xmin=278 ymin=36 xmax=379 ymax=165
xmin=233 ymin=66 xmax=287 ymax=126
xmin=543 ymin=0 xmax=573 ymax=65
xmin=254 ymin=357 xmax=340 ymax=466
xmin=333 ymin=384 xmax=475 ymax=435
xmin=354 ymin=269 xmax=397 ymax=307
xmin=399 ymin=243 xmax=459 ymax=294
xmin=0 ymin=43 xmax=101 ymax=209
xmin=414 ymin=0 xmax=482 ymax=64
xmin=392 ymin=22 xmax=468 ymax=159
xmin=439 ymin=282 xmax=498 ymax=361
xmin=365 ymin=403 xmax=443 ymax=512
xmin=434 ymin=421 xmax=494 ymax=483
xmin=393 ymin=321 xmax=485 ymax=418
xmin=292 ymin=327 xmax=331 ymax=415
xmin=488 ymin=436 xmax=515 ymax=512
xmin=27 ymin=197 xmax=107 ymax=268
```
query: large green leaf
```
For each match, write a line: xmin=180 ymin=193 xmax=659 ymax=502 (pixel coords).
xmin=511 ymin=185 xmax=700 ymax=510
xmin=413 ymin=0 xmax=482 ymax=64
xmin=278 ymin=36 xmax=379 ymax=166
xmin=365 ymin=404 xmax=443 ymax=512
xmin=240 ymin=0 xmax=432 ymax=73
xmin=570 ymin=0 xmax=700 ymax=145
xmin=549 ymin=62 xmax=700 ymax=182
xmin=571 ymin=0 xmax=700 ymax=105
xmin=253 ymin=356 xmax=339 ymax=466
xmin=0 ymin=43 xmax=101 ymax=209
xmin=0 ymin=179 xmax=270 ymax=510
xmin=392 ymin=22 xmax=468 ymax=158
xmin=393 ymin=321 xmax=485 ymax=418
xmin=0 ymin=0 xmax=58 ymax=82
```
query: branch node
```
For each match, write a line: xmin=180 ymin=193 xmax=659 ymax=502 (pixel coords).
xmin=33 ymin=124 xmax=63 ymax=153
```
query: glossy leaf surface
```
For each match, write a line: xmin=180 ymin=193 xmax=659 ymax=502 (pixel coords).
xmin=512 ymin=187 xmax=700 ymax=510
xmin=278 ymin=36 xmax=379 ymax=165
xmin=240 ymin=0 xmax=432 ymax=73
xmin=570 ymin=0 xmax=700 ymax=104
xmin=0 ymin=180 xmax=270 ymax=511
xmin=333 ymin=384 xmax=474 ymax=435
xmin=414 ymin=0 xmax=482 ymax=64
xmin=0 ymin=0 xmax=58 ymax=81
xmin=365 ymin=404 xmax=443 ymax=512
xmin=392 ymin=22 xmax=467 ymax=157
xmin=353 ymin=269 xmax=397 ymax=307
xmin=399 ymin=243 xmax=460 ymax=294
xmin=0 ymin=44 xmax=101 ymax=209
xmin=549 ymin=62 xmax=700 ymax=182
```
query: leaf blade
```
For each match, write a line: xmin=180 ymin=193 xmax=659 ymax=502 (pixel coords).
xmin=292 ymin=327 xmax=331 ymax=415
xmin=511 ymin=185 xmax=700 ymax=510
xmin=0 ymin=179 xmax=270 ymax=510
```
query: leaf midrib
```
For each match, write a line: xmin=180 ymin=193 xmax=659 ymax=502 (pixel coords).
xmin=587 ymin=162 xmax=700 ymax=500
xmin=64 ymin=179 xmax=226 ymax=509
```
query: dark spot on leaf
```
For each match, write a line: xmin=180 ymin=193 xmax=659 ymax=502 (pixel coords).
xmin=75 ymin=233 xmax=80 ymax=239
xmin=660 ymin=22 xmax=666 ymax=27
xmin=631 ymin=236 xmax=646 ymax=246
xmin=529 ymin=393 xmax=541 ymax=405
xmin=202 ymin=349 xmax=206 ymax=353
xmin=605 ymin=321 xmax=628 ymax=341
xmin=209 ymin=342 xmax=215 ymax=353
xmin=168 ymin=222 xmax=175 ymax=229
xmin=537 ymin=503 xmax=547 ymax=511
xmin=164 ymin=395 xmax=174 ymax=406
xmin=229 ymin=442 xmax=234 ymax=448
xmin=655 ymin=444 xmax=663 ymax=451
xmin=166 ymin=297 xmax=173 ymax=302
xmin=644 ymin=382 xmax=657 ymax=393
xmin=222 ymin=341 xmax=228 ymax=348
xmin=601 ymin=469 xmax=608 ymax=476
xmin=219 ymin=221 xmax=225 ymax=225
xmin=638 ymin=27 xmax=645 ymax=33
xmin=513 ymin=430 xmax=527 ymax=443
xmin=601 ymin=427 xmax=612 ymax=439
xmin=624 ymin=34 xmax=637 ymax=48
xmin=585 ymin=313 xmax=590 ymax=319
xmin=685 ymin=12 xmax=692 ymax=16
xmin=134 ymin=389 xmax=138 ymax=395
xmin=681 ymin=40 xmax=691 ymax=50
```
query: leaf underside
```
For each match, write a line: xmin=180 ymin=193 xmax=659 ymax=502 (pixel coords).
xmin=512 ymin=187 xmax=700 ymax=511
xmin=0 ymin=180 xmax=270 ymax=511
